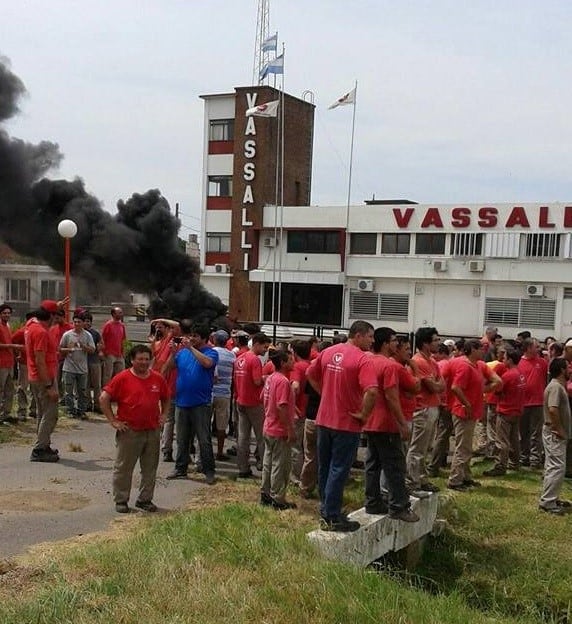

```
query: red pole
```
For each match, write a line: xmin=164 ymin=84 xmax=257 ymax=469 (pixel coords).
xmin=65 ymin=237 xmax=70 ymax=322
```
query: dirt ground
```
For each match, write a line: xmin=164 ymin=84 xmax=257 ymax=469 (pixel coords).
xmin=0 ymin=415 xmax=236 ymax=559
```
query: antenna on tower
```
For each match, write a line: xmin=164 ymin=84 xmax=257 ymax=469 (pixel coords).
xmin=253 ymin=0 xmax=270 ymax=85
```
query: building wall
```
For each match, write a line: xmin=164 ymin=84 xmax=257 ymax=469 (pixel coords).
xmin=251 ymin=202 xmax=572 ymax=338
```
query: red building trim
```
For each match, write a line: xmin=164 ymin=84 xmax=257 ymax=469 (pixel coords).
xmin=208 ymin=140 xmax=234 ymax=155
xmin=207 ymin=196 xmax=232 ymax=210
xmin=205 ymin=252 xmax=231 ymax=266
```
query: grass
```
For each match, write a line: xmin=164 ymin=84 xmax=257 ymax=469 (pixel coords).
xmin=0 ymin=463 xmax=570 ymax=623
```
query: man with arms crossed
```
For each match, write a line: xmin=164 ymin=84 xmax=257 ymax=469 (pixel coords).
xmin=100 ymin=344 xmax=170 ymax=513
xmin=307 ymin=320 xmax=377 ymax=532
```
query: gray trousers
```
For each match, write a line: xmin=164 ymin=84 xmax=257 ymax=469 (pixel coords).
xmin=290 ymin=417 xmax=305 ymax=483
xmin=539 ymin=426 xmax=567 ymax=509
xmin=300 ymin=419 xmax=318 ymax=496
xmin=17 ymin=363 xmax=36 ymax=418
xmin=448 ymin=417 xmax=476 ymax=486
xmin=237 ymin=404 xmax=264 ymax=473
xmin=494 ymin=413 xmax=520 ymax=470
xmin=88 ymin=362 xmax=102 ymax=409
xmin=261 ymin=435 xmax=292 ymax=501
xmin=406 ymin=406 xmax=438 ymax=489
xmin=102 ymin=355 xmax=125 ymax=386
xmin=112 ymin=428 xmax=161 ymax=505
xmin=30 ymin=380 xmax=59 ymax=451
xmin=160 ymin=400 xmax=176 ymax=454
xmin=520 ymin=405 xmax=544 ymax=467
xmin=0 ymin=367 xmax=14 ymax=419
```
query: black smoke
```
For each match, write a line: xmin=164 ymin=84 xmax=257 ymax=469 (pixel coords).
xmin=0 ymin=57 xmax=227 ymax=324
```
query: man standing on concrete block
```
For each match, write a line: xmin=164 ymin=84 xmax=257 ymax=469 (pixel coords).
xmin=307 ymin=320 xmax=377 ymax=532
xmin=363 ymin=327 xmax=419 ymax=522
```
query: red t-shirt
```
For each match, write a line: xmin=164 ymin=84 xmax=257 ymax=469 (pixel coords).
xmin=290 ymin=359 xmax=310 ymax=417
xmin=234 ymin=350 xmax=263 ymax=406
xmin=484 ymin=360 xmax=506 ymax=405
xmin=363 ymin=355 xmax=400 ymax=433
xmin=0 ymin=321 xmax=14 ymax=368
xmin=12 ymin=327 xmax=26 ymax=366
xmin=451 ymin=358 xmax=493 ymax=420
xmin=518 ymin=355 xmax=548 ymax=407
xmin=307 ymin=342 xmax=377 ymax=433
xmin=102 ymin=320 xmax=127 ymax=357
xmin=396 ymin=363 xmax=418 ymax=421
xmin=263 ymin=371 xmax=295 ymax=438
xmin=25 ymin=318 xmax=58 ymax=381
xmin=50 ymin=322 xmax=72 ymax=362
xmin=497 ymin=367 xmax=526 ymax=417
xmin=103 ymin=368 xmax=169 ymax=430
xmin=412 ymin=352 xmax=442 ymax=410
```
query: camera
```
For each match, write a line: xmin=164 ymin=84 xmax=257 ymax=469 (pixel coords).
xmin=173 ymin=337 xmax=182 ymax=344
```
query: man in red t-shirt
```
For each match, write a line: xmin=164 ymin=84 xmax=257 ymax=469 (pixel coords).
xmin=233 ymin=332 xmax=271 ymax=478
xmin=518 ymin=337 xmax=548 ymax=468
xmin=101 ymin=306 xmax=127 ymax=386
xmin=448 ymin=339 xmax=501 ymax=490
xmin=289 ymin=339 xmax=311 ymax=485
xmin=260 ymin=350 xmax=297 ymax=510
xmin=484 ymin=349 xmax=525 ymax=476
xmin=406 ymin=327 xmax=445 ymax=494
xmin=307 ymin=320 xmax=378 ymax=532
xmin=26 ymin=301 xmax=61 ymax=462
xmin=12 ymin=313 xmax=37 ymax=421
xmin=0 ymin=304 xmax=18 ymax=423
xmin=363 ymin=327 xmax=419 ymax=522
xmin=100 ymin=344 xmax=170 ymax=514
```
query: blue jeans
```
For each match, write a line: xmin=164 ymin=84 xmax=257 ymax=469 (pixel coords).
xmin=175 ymin=404 xmax=215 ymax=476
xmin=317 ymin=425 xmax=360 ymax=521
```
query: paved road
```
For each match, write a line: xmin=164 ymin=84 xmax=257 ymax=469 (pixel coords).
xmin=0 ymin=417 xmax=230 ymax=558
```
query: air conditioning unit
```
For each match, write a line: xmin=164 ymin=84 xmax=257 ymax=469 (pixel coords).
xmin=469 ymin=260 xmax=485 ymax=273
xmin=526 ymin=284 xmax=544 ymax=297
xmin=262 ymin=237 xmax=276 ymax=247
xmin=357 ymin=279 xmax=374 ymax=292
xmin=433 ymin=260 xmax=448 ymax=272
xmin=214 ymin=263 xmax=229 ymax=274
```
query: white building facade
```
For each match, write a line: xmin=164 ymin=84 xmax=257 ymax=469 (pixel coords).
xmin=249 ymin=202 xmax=572 ymax=339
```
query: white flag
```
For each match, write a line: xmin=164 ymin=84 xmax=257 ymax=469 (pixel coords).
xmin=328 ymin=87 xmax=356 ymax=109
xmin=245 ymin=99 xmax=280 ymax=117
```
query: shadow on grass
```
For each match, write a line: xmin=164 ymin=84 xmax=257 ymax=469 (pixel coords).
xmin=375 ymin=530 xmax=570 ymax=623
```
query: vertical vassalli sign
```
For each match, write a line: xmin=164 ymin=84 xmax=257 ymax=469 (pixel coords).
xmin=240 ymin=92 xmax=258 ymax=271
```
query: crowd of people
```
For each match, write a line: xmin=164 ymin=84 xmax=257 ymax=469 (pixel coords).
xmin=1 ymin=301 xmax=570 ymax=525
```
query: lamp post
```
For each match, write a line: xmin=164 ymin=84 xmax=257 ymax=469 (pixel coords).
xmin=57 ymin=219 xmax=78 ymax=322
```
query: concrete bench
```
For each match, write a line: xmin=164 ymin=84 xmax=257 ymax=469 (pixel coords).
xmin=307 ymin=494 xmax=439 ymax=568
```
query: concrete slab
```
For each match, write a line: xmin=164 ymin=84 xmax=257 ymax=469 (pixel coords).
xmin=307 ymin=494 xmax=439 ymax=567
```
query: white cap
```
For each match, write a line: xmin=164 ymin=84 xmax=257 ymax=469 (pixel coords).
xmin=565 ymin=339 xmax=572 ymax=348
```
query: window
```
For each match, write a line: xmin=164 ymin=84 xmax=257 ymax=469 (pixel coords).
xmin=350 ymin=233 xmax=377 ymax=254
xmin=209 ymin=119 xmax=234 ymax=141
xmin=206 ymin=233 xmax=231 ymax=253
xmin=451 ymin=233 xmax=483 ymax=256
xmin=485 ymin=297 xmax=556 ymax=329
xmin=41 ymin=280 xmax=65 ymax=301
xmin=5 ymin=279 xmax=30 ymax=302
xmin=381 ymin=233 xmax=410 ymax=254
xmin=525 ymin=233 xmax=561 ymax=258
xmin=564 ymin=287 xmax=572 ymax=299
xmin=208 ymin=176 xmax=233 ymax=197
xmin=287 ymin=230 xmax=340 ymax=254
xmin=415 ymin=233 xmax=446 ymax=255
xmin=349 ymin=291 xmax=409 ymax=322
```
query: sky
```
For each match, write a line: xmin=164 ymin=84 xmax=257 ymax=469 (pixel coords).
xmin=2 ymin=0 xmax=572 ymax=241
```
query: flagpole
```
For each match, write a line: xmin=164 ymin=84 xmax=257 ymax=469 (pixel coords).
xmin=343 ymin=80 xmax=358 ymax=328
xmin=277 ymin=44 xmax=285 ymax=327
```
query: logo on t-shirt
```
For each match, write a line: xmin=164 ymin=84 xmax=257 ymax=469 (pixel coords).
xmin=236 ymin=358 xmax=246 ymax=369
xmin=151 ymin=384 xmax=160 ymax=393
xmin=332 ymin=353 xmax=344 ymax=365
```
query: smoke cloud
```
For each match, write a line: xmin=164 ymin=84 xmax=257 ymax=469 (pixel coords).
xmin=0 ymin=57 xmax=227 ymax=324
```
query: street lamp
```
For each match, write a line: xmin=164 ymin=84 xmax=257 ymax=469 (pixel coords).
xmin=57 ymin=219 xmax=77 ymax=322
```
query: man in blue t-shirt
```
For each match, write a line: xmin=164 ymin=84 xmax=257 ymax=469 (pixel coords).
xmin=165 ymin=321 xmax=219 ymax=483
xmin=212 ymin=330 xmax=236 ymax=460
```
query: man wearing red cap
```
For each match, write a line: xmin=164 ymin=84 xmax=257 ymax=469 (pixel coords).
xmin=26 ymin=300 xmax=61 ymax=462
